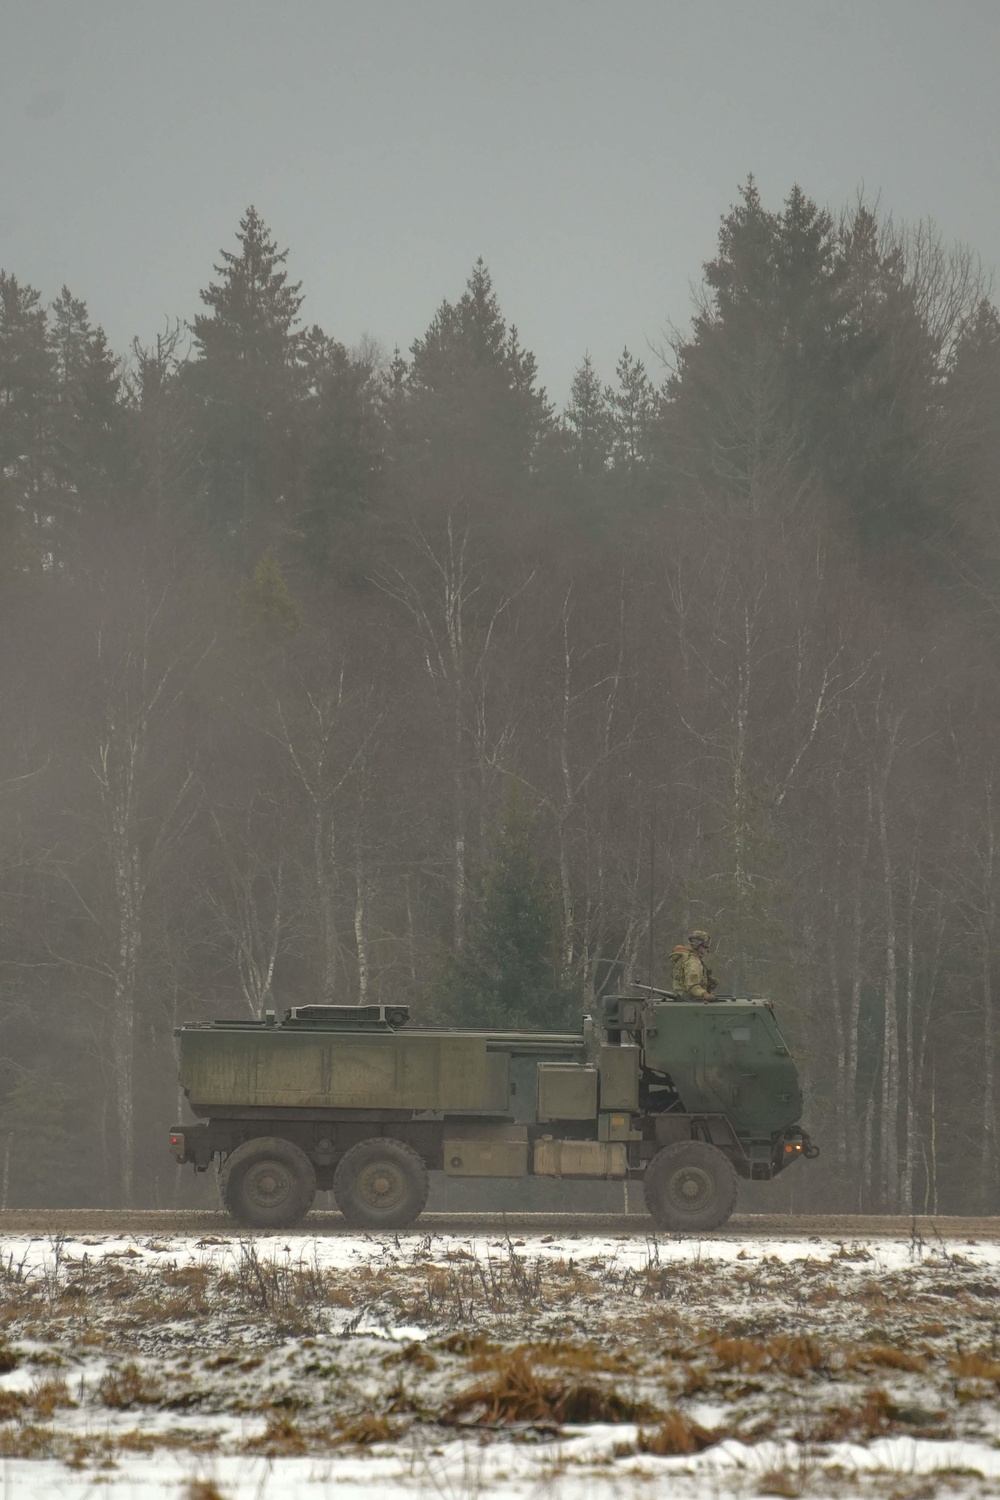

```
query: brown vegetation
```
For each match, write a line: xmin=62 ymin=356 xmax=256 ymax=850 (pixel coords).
xmin=98 ymin=1361 xmax=163 ymax=1409
xmin=636 ymin=1410 xmax=720 ymax=1455
xmin=446 ymin=1346 xmax=653 ymax=1426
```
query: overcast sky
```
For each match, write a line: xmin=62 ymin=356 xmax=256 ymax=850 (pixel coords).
xmin=3 ymin=0 xmax=999 ymax=403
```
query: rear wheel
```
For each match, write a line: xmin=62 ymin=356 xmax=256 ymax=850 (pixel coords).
xmin=333 ymin=1138 xmax=429 ymax=1230
xmin=643 ymin=1140 xmax=737 ymax=1232
xmin=219 ymin=1136 xmax=316 ymax=1229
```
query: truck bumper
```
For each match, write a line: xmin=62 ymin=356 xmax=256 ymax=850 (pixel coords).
xmin=775 ymin=1126 xmax=819 ymax=1173
xmin=169 ymin=1123 xmax=212 ymax=1168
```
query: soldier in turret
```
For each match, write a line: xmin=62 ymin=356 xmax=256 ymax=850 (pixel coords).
xmin=671 ymin=929 xmax=718 ymax=1001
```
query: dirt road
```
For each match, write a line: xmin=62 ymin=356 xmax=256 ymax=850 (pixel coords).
xmin=0 ymin=1208 xmax=995 ymax=1237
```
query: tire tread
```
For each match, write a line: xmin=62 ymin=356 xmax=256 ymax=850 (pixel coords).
xmin=643 ymin=1139 xmax=738 ymax=1232
xmin=219 ymin=1135 xmax=316 ymax=1229
xmin=333 ymin=1137 xmax=429 ymax=1230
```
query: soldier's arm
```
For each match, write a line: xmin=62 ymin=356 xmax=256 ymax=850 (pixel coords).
xmin=683 ymin=955 xmax=711 ymax=1000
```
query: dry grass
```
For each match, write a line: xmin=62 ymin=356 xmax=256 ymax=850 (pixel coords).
xmin=215 ymin=1241 xmax=343 ymax=1329
xmin=0 ymin=1422 xmax=56 ymax=1458
xmin=408 ymin=1245 xmax=546 ymax=1327
xmin=636 ymin=1410 xmax=720 ymax=1455
xmin=437 ymin=1332 xmax=496 ymax=1357
xmin=0 ymin=1390 xmax=26 ymax=1421
xmin=950 ymin=1351 xmax=1000 ymax=1380
xmin=247 ymin=1409 xmax=402 ymax=1454
xmin=331 ymin=1413 xmax=401 ymax=1446
xmin=860 ymin=1345 xmax=927 ymax=1373
xmin=810 ymin=1388 xmax=952 ymax=1444
xmin=29 ymin=1375 xmax=75 ymax=1417
xmin=246 ymin=1410 xmax=308 ymax=1456
xmin=709 ymin=1337 xmax=771 ymax=1374
xmin=527 ymin=1340 xmax=633 ymax=1374
xmin=186 ymin=1482 xmax=229 ymax=1500
xmin=756 ymin=1460 xmax=816 ymax=1498
xmin=98 ymin=1360 xmax=163 ymax=1408
xmin=464 ymin=1339 xmax=628 ymax=1377
xmin=767 ymin=1335 xmax=829 ymax=1376
xmin=446 ymin=1346 xmax=653 ymax=1427
xmin=704 ymin=1333 xmax=927 ymax=1383
xmin=163 ymin=1266 xmax=210 ymax=1291
xmin=382 ymin=1341 xmax=438 ymax=1372
xmin=707 ymin=1333 xmax=830 ymax=1377
xmin=808 ymin=1388 xmax=889 ymax=1443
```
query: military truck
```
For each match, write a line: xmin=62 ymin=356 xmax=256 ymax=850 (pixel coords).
xmin=170 ymin=991 xmax=816 ymax=1232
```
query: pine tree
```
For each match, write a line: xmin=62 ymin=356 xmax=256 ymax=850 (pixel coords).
xmin=125 ymin=321 xmax=199 ymax=519
xmin=564 ymin=354 xmax=610 ymax=476
xmin=822 ymin=205 xmax=942 ymax=544
xmin=665 ymin=179 xmax=841 ymax=492
xmin=403 ymin=259 xmax=553 ymax=488
xmin=938 ymin=298 xmax=1000 ymax=557
xmin=438 ymin=801 xmax=575 ymax=1030
xmin=189 ymin=206 xmax=304 ymax=553
xmin=665 ymin=180 xmax=944 ymax=546
xmin=0 ymin=272 xmax=56 ymax=573
xmin=242 ymin=548 xmax=303 ymax=634
xmin=298 ymin=326 xmax=384 ymax=564
xmin=49 ymin=286 xmax=124 ymax=525
xmin=606 ymin=348 xmax=655 ymax=476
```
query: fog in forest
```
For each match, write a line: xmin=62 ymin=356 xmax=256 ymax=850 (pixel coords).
xmin=3 ymin=4 xmax=1000 ymax=1215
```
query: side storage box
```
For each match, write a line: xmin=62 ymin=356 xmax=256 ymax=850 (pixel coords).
xmin=598 ymin=1044 xmax=639 ymax=1110
xmin=533 ymin=1139 xmax=626 ymax=1178
xmin=443 ymin=1123 xmax=529 ymax=1177
xmin=536 ymin=1064 xmax=598 ymax=1121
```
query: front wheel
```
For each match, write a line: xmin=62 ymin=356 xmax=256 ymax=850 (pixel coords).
xmin=643 ymin=1140 xmax=738 ymax=1232
xmin=333 ymin=1138 xmax=429 ymax=1230
xmin=219 ymin=1136 xmax=316 ymax=1229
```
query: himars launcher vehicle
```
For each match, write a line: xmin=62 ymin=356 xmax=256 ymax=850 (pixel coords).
xmin=170 ymin=990 xmax=817 ymax=1233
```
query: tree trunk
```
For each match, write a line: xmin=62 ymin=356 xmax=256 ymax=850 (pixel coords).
xmin=823 ymin=904 xmax=845 ymax=1180
xmin=980 ymin=927 xmax=996 ymax=1208
xmin=860 ymin=1087 xmax=875 ymax=1212
xmin=878 ymin=788 xmax=899 ymax=1210
xmin=100 ymin=732 xmax=143 ymax=1208
xmin=923 ymin=1060 xmax=939 ymax=1215
xmin=452 ymin=716 xmax=466 ymax=953
xmin=1 ymin=1132 xmax=13 ymax=1211
xmin=404 ymin=875 xmax=418 ymax=986
xmin=900 ymin=867 xmax=917 ymax=1214
xmin=354 ymin=867 xmax=370 ymax=1003
xmin=315 ymin=807 xmax=338 ymax=1002
xmin=846 ymin=869 xmax=866 ymax=1172
xmin=978 ymin=780 xmax=997 ymax=1208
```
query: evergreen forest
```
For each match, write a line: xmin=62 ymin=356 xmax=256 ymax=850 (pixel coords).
xmin=2 ymin=182 xmax=1000 ymax=1214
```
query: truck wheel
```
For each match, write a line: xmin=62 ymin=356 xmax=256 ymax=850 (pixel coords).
xmin=219 ymin=1137 xmax=316 ymax=1229
xmin=333 ymin=1138 xmax=429 ymax=1230
xmin=643 ymin=1140 xmax=737 ymax=1232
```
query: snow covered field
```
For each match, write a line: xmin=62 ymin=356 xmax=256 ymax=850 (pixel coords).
xmin=0 ymin=1223 xmax=998 ymax=1497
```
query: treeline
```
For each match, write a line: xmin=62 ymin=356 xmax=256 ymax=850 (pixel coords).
xmin=2 ymin=183 xmax=1000 ymax=1213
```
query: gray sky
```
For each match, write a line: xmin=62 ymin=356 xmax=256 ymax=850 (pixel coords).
xmin=3 ymin=0 xmax=999 ymax=403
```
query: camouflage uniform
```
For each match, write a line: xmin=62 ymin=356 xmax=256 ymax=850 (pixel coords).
xmin=670 ymin=930 xmax=717 ymax=1001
